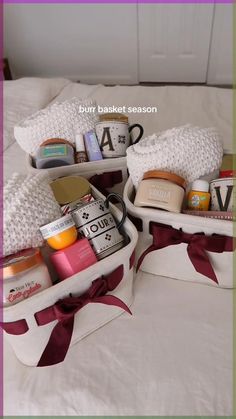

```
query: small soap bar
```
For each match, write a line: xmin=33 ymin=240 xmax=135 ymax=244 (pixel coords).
xmin=35 ymin=144 xmax=75 ymax=169
xmin=50 ymin=238 xmax=97 ymax=280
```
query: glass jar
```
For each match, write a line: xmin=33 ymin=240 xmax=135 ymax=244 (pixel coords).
xmin=134 ymin=170 xmax=186 ymax=213
xmin=3 ymin=248 xmax=52 ymax=307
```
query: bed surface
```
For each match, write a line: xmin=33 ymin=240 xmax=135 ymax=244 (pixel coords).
xmin=3 ymin=78 xmax=233 ymax=416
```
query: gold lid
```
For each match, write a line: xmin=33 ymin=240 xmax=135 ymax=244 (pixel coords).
xmin=3 ymin=248 xmax=42 ymax=279
xmin=50 ymin=176 xmax=91 ymax=205
xmin=99 ymin=113 xmax=128 ymax=123
xmin=143 ymin=170 xmax=186 ymax=189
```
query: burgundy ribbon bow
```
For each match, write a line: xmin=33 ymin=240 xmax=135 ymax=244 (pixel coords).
xmin=35 ymin=265 xmax=131 ymax=367
xmin=137 ymin=222 xmax=234 ymax=284
xmin=1 ymin=265 xmax=132 ymax=367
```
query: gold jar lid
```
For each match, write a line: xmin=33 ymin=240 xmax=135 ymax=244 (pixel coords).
xmin=143 ymin=170 xmax=186 ymax=189
xmin=3 ymin=248 xmax=42 ymax=279
xmin=99 ymin=113 xmax=128 ymax=123
xmin=50 ymin=176 xmax=91 ymax=205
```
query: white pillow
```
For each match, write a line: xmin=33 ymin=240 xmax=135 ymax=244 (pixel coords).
xmin=4 ymin=77 xmax=70 ymax=151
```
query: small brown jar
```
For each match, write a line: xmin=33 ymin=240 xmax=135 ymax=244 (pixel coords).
xmin=134 ymin=170 xmax=186 ymax=213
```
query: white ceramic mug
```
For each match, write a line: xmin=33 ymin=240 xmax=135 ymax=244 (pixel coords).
xmin=70 ymin=193 xmax=127 ymax=259
xmin=95 ymin=121 xmax=144 ymax=158
xmin=210 ymin=177 xmax=234 ymax=211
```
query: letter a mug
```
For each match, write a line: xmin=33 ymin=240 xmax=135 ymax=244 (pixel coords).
xmin=95 ymin=113 xmax=144 ymax=158
xmin=70 ymin=193 xmax=127 ymax=259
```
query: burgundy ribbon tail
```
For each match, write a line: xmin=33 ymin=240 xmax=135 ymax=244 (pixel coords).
xmin=37 ymin=316 xmax=75 ymax=367
xmin=92 ymin=295 xmax=132 ymax=314
xmin=187 ymin=239 xmax=218 ymax=284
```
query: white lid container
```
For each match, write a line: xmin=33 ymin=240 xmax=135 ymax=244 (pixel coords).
xmin=191 ymin=179 xmax=209 ymax=193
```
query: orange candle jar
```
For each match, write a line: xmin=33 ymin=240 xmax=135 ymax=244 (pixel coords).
xmin=40 ymin=214 xmax=77 ymax=250
xmin=3 ymin=248 xmax=52 ymax=306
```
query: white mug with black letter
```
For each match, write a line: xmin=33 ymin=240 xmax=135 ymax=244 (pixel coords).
xmin=95 ymin=118 xmax=143 ymax=158
xmin=71 ymin=193 xmax=127 ymax=259
xmin=210 ymin=177 xmax=234 ymax=212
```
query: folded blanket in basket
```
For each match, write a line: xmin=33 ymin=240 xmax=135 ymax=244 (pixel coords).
xmin=14 ymin=98 xmax=98 ymax=155
xmin=126 ymin=124 xmax=223 ymax=188
xmin=4 ymin=172 xmax=61 ymax=256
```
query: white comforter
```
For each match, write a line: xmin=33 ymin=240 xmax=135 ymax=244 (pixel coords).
xmin=3 ymin=78 xmax=233 ymax=416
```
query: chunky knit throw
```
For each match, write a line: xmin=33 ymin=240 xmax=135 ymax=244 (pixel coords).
xmin=4 ymin=173 xmax=62 ymax=256
xmin=14 ymin=98 xmax=98 ymax=156
xmin=126 ymin=125 xmax=223 ymax=189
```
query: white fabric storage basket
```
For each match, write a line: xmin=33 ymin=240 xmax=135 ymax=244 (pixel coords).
xmin=26 ymin=154 xmax=128 ymax=195
xmin=124 ymin=177 xmax=235 ymax=288
xmin=3 ymin=187 xmax=138 ymax=367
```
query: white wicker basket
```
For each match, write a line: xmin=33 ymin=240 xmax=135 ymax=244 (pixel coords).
xmin=26 ymin=154 xmax=128 ymax=196
xmin=124 ymin=177 xmax=234 ymax=288
xmin=3 ymin=186 xmax=138 ymax=367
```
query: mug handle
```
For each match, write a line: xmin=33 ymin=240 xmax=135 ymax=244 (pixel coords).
xmin=128 ymin=124 xmax=144 ymax=145
xmin=104 ymin=193 xmax=127 ymax=230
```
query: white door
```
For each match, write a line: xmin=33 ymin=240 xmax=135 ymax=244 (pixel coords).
xmin=138 ymin=4 xmax=214 ymax=83
xmin=207 ymin=4 xmax=233 ymax=85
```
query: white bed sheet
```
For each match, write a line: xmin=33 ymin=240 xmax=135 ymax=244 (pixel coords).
xmin=4 ymin=273 xmax=232 ymax=416
xmin=3 ymin=79 xmax=233 ymax=416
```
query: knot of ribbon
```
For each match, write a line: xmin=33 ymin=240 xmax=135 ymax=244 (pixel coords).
xmin=34 ymin=265 xmax=131 ymax=367
xmin=137 ymin=222 xmax=234 ymax=284
xmin=1 ymin=265 xmax=131 ymax=367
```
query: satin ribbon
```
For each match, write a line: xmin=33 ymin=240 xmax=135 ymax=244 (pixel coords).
xmin=89 ymin=170 xmax=123 ymax=198
xmin=137 ymin=222 xmax=234 ymax=284
xmin=1 ymin=264 xmax=133 ymax=367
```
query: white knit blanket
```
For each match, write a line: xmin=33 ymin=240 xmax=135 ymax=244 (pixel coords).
xmin=4 ymin=173 xmax=62 ymax=256
xmin=14 ymin=97 xmax=98 ymax=156
xmin=126 ymin=125 xmax=223 ymax=188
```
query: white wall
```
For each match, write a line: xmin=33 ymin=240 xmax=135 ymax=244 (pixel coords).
xmin=4 ymin=4 xmax=138 ymax=84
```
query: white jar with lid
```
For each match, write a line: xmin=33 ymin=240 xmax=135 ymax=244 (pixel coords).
xmin=3 ymin=248 xmax=52 ymax=307
xmin=134 ymin=170 xmax=186 ymax=213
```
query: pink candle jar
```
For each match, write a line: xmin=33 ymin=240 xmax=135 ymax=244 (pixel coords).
xmin=3 ymin=248 xmax=52 ymax=307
